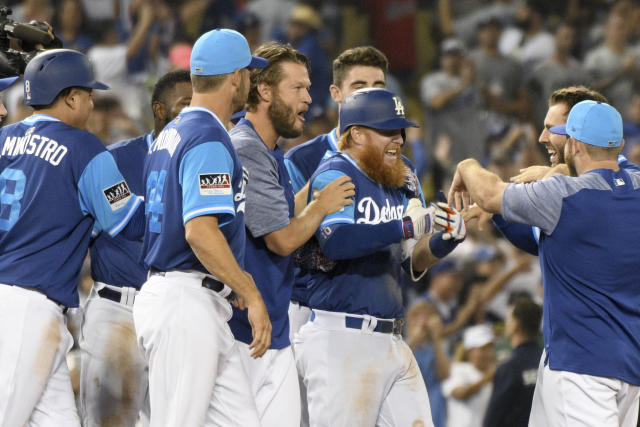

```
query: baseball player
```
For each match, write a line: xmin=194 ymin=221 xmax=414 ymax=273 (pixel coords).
xmin=449 ymin=100 xmax=640 ymax=426
xmin=228 ymin=42 xmax=355 ymax=427
xmin=79 ymin=69 xmax=192 ymax=426
xmin=295 ymin=88 xmax=467 ymax=426
xmin=132 ymin=29 xmax=270 ymax=426
xmin=0 ymin=49 xmax=142 ymax=426
xmin=284 ymin=46 xmax=400 ymax=342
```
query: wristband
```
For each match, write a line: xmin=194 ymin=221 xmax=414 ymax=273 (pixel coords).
xmin=402 ymin=216 xmax=415 ymax=239
xmin=429 ymin=231 xmax=460 ymax=258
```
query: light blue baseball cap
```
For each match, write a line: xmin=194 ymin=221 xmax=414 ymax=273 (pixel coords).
xmin=549 ymin=100 xmax=623 ymax=148
xmin=190 ymin=29 xmax=268 ymax=76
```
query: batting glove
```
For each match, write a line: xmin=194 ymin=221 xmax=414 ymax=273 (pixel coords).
xmin=433 ymin=202 xmax=466 ymax=241
xmin=402 ymin=198 xmax=437 ymax=240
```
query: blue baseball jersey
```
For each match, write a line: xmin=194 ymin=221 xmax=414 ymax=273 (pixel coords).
xmin=285 ymin=129 xmax=424 ymax=306
xmin=502 ymin=168 xmax=640 ymax=385
xmin=495 ymin=154 xmax=640 ymax=252
xmin=228 ymin=119 xmax=296 ymax=349
xmin=306 ymin=152 xmax=415 ymax=319
xmin=0 ymin=114 xmax=142 ymax=307
xmin=90 ymin=133 xmax=153 ymax=288
xmin=142 ymin=107 xmax=247 ymax=273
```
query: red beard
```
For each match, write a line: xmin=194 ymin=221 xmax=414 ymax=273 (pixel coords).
xmin=355 ymin=141 xmax=407 ymax=188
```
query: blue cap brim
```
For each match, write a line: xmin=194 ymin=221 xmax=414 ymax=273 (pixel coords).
xmin=0 ymin=76 xmax=19 ymax=91
xmin=248 ymin=56 xmax=268 ymax=69
xmin=549 ymin=124 xmax=568 ymax=135
xmin=88 ymin=80 xmax=109 ymax=90
xmin=373 ymin=117 xmax=419 ymax=130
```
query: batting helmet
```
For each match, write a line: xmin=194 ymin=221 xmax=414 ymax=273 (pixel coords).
xmin=339 ymin=88 xmax=418 ymax=135
xmin=23 ymin=49 xmax=109 ymax=106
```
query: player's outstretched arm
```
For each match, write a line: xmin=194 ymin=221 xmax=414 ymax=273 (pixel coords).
xmin=264 ymin=175 xmax=355 ymax=257
xmin=448 ymin=159 xmax=507 ymax=214
xmin=185 ymin=215 xmax=272 ymax=357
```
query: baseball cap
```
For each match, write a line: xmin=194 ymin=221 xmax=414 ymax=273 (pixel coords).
xmin=441 ymin=38 xmax=465 ymax=56
xmin=190 ymin=29 xmax=268 ymax=76
xmin=0 ymin=76 xmax=18 ymax=91
xmin=549 ymin=100 xmax=623 ymax=148
xmin=463 ymin=324 xmax=494 ymax=349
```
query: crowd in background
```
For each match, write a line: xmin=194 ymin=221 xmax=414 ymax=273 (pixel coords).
xmin=5 ymin=0 xmax=640 ymax=426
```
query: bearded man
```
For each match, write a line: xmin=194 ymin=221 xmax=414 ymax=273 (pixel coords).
xmin=294 ymin=88 xmax=467 ymax=426
xmin=228 ymin=42 xmax=356 ymax=427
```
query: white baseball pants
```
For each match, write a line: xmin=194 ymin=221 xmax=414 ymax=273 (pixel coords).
xmin=0 ymin=284 xmax=80 ymax=427
xmin=132 ymin=271 xmax=260 ymax=427
xmin=529 ymin=351 xmax=640 ymax=427
xmin=289 ymin=301 xmax=312 ymax=427
xmin=79 ymin=283 xmax=149 ymax=426
xmin=237 ymin=342 xmax=301 ymax=427
xmin=295 ymin=309 xmax=434 ymax=427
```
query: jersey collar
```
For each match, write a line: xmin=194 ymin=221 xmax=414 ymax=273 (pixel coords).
xmin=146 ymin=131 xmax=155 ymax=149
xmin=21 ymin=114 xmax=61 ymax=124
xmin=328 ymin=127 xmax=339 ymax=151
xmin=180 ymin=106 xmax=226 ymax=130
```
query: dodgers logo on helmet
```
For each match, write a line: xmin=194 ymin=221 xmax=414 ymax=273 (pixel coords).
xmin=339 ymin=88 xmax=418 ymax=135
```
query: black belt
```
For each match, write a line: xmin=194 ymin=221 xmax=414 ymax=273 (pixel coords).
xmin=98 ymin=286 xmax=122 ymax=303
xmin=344 ymin=316 xmax=404 ymax=335
xmin=149 ymin=268 xmax=236 ymax=302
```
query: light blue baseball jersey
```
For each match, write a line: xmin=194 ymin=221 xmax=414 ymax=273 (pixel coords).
xmin=90 ymin=133 xmax=152 ymax=288
xmin=306 ymin=152 xmax=418 ymax=319
xmin=502 ymin=167 xmax=640 ymax=385
xmin=142 ymin=107 xmax=248 ymax=273
xmin=0 ymin=114 xmax=142 ymax=307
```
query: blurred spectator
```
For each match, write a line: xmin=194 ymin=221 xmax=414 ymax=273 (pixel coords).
xmin=10 ymin=0 xmax=54 ymax=23
xmin=247 ymin=0 xmax=296 ymax=44
xmin=167 ymin=42 xmax=191 ymax=71
xmin=80 ymin=0 xmax=116 ymax=21
xmin=499 ymin=1 xmax=554 ymax=66
xmin=483 ymin=297 xmax=542 ymax=427
xmin=421 ymin=38 xmax=486 ymax=166
xmin=275 ymin=4 xmax=330 ymax=119
xmin=623 ymin=92 xmax=640 ymax=158
xmin=87 ymin=96 xmax=140 ymax=145
xmin=178 ymin=0 xmax=237 ymax=42
xmin=54 ymin=0 xmax=93 ymax=53
xmin=470 ymin=17 xmax=529 ymax=139
xmin=528 ymin=23 xmax=592 ymax=126
xmin=235 ymin=10 xmax=262 ymax=52
xmin=87 ymin=1 xmax=154 ymax=120
xmin=407 ymin=301 xmax=451 ymax=427
xmin=442 ymin=324 xmax=496 ymax=427
xmin=453 ymin=0 xmax=517 ymax=46
xmin=584 ymin=10 xmax=639 ymax=113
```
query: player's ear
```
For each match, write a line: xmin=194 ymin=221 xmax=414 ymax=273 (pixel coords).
xmin=257 ymin=82 xmax=272 ymax=103
xmin=152 ymin=101 xmax=166 ymax=122
xmin=350 ymin=126 xmax=364 ymax=145
xmin=329 ymin=84 xmax=342 ymax=104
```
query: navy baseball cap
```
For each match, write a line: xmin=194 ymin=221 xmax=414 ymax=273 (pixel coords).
xmin=0 ymin=76 xmax=18 ymax=91
xmin=549 ymin=100 xmax=623 ymax=148
xmin=190 ymin=29 xmax=268 ymax=76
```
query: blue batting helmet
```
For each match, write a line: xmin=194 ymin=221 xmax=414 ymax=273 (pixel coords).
xmin=339 ymin=88 xmax=418 ymax=135
xmin=23 ymin=49 xmax=109 ymax=106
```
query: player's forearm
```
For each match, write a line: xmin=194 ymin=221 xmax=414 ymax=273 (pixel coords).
xmin=321 ymin=221 xmax=403 ymax=260
xmin=458 ymin=159 xmax=507 ymax=213
xmin=185 ymin=216 xmax=261 ymax=302
xmin=265 ymin=199 xmax=330 ymax=256
xmin=410 ymin=234 xmax=441 ymax=273
xmin=491 ymin=215 xmax=538 ymax=255
xmin=294 ymin=182 xmax=310 ymax=216
xmin=433 ymin=338 xmax=451 ymax=380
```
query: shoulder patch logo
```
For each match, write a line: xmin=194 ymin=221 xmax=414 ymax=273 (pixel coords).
xmin=103 ymin=180 xmax=132 ymax=211
xmin=199 ymin=173 xmax=232 ymax=195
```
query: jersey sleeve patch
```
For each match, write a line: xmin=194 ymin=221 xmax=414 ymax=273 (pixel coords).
xmin=102 ymin=180 xmax=132 ymax=211
xmin=199 ymin=173 xmax=231 ymax=195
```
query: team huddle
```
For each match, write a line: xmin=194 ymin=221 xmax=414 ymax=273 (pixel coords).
xmin=0 ymin=26 xmax=639 ymax=427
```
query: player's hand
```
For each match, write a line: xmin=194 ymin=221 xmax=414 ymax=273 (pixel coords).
xmin=402 ymin=198 xmax=439 ymax=239
xmin=426 ymin=314 xmax=443 ymax=342
xmin=315 ymin=175 xmax=355 ymax=215
xmin=447 ymin=166 xmax=471 ymax=211
xmin=462 ymin=204 xmax=493 ymax=232
xmin=246 ymin=293 xmax=272 ymax=358
xmin=433 ymin=202 xmax=466 ymax=241
xmin=510 ymin=165 xmax=551 ymax=183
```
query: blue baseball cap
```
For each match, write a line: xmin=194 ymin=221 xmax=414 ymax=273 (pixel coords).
xmin=0 ymin=76 xmax=18 ymax=91
xmin=190 ymin=29 xmax=268 ymax=76
xmin=549 ymin=100 xmax=623 ymax=148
